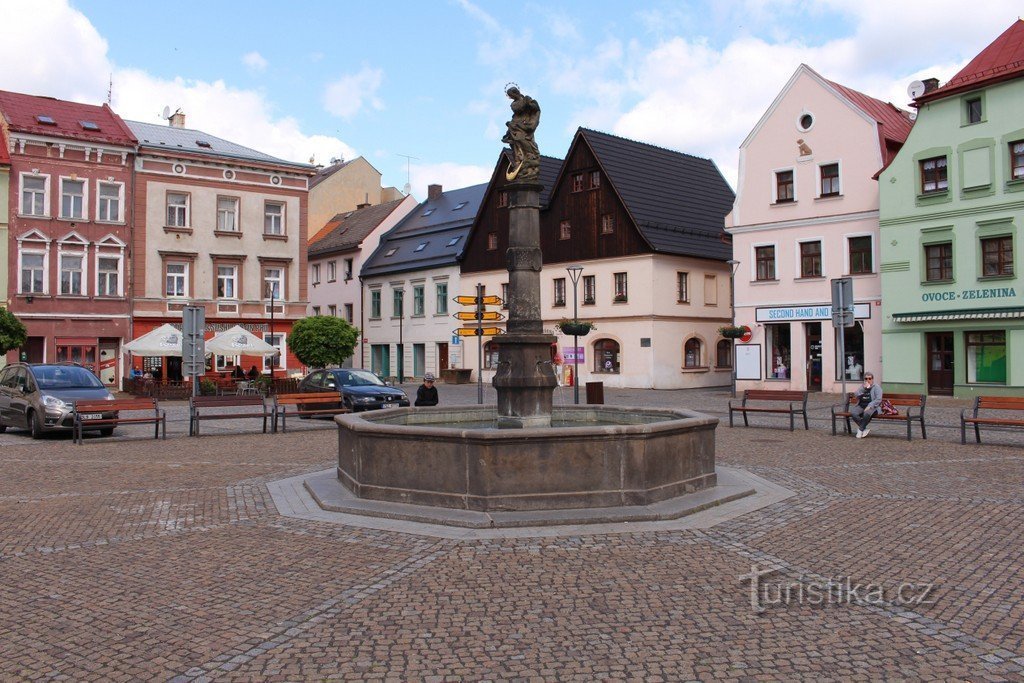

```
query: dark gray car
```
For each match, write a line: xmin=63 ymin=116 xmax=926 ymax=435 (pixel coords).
xmin=0 ymin=363 xmax=115 ymax=438
xmin=298 ymin=368 xmax=410 ymax=411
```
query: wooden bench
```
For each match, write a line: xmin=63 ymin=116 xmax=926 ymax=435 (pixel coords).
xmin=189 ymin=395 xmax=271 ymax=436
xmin=831 ymin=393 xmax=927 ymax=441
xmin=273 ymin=392 xmax=351 ymax=432
xmin=73 ymin=397 xmax=166 ymax=445
xmin=961 ymin=396 xmax=1024 ymax=444
xmin=728 ymin=390 xmax=808 ymax=431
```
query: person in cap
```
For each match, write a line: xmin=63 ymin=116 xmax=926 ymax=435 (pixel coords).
xmin=415 ymin=373 xmax=439 ymax=407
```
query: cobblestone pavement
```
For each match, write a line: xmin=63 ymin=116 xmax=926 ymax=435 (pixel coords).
xmin=1 ymin=385 xmax=1023 ymax=680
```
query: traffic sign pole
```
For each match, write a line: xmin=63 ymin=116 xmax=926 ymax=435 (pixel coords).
xmin=476 ymin=283 xmax=484 ymax=405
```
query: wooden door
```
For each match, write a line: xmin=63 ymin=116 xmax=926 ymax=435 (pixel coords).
xmin=926 ymin=332 xmax=954 ymax=395
xmin=437 ymin=343 xmax=449 ymax=372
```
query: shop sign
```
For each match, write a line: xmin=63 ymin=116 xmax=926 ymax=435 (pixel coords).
xmin=921 ymin=287 xmax=1017 ymax=302
xmin=562 ymin=346 xmax=585 ymax=363
xmin=755 ymin=303 xmax=870 ymax=322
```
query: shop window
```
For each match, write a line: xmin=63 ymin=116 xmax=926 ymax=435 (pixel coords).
xmin=716 ymin=339 xmax=732 ymax=369
xmin=594 ymin=338 xmax=620 ymax=374
xmin=966 ymin=331 xmax=1006 ymax=384
xmin=836 ymin=322 xmax=864 ymax=381
xmin=684 ymin=338 xmax=702 ymax=368
xmin=484 ymin=340 xmax=501 ymax=369
xmin=765 ymin=324 xmax=791 ymax=379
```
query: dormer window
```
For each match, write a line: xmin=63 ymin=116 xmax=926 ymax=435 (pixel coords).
xmin=196 ymin=140 xmax=212 ymax=148
xmin=452 ymin=201 xmax=468 ymax=211
xmin=36 ymin=115 xmax=56 ymax=125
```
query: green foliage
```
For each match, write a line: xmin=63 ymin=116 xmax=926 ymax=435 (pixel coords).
xmin=200 ymin=379 xmax=219 ymax=395
xmin=289 ymin=316 xmax=360 ymax=368
xmin=0 ymin=308 xmax=28 ymax=354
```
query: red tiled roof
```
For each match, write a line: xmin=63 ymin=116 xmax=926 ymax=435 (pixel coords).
xmin=0 ymin=90 xmax=137 ymax=146
xmin=826 ymin=78 xmax=914 ymax=163
xmin=918 ymin=19 xmax=1024 ymax=102
xmin=0 ymin=130 xmax=9 ymax=165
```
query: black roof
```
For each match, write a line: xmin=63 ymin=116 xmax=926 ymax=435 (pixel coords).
xmin=575 ymin=128 xmax=735 ymax=260
xmin=361 ymin=183 xmax=487 ymax=278
xmin=497 ymin=149 xmax=562 ymax=208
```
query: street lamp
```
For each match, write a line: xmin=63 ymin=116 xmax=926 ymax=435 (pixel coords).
xmin=566 ymin=264 xmax=584 ymax=405
xmin=266 ymin=281 xmax=277 ymax=381
xmin=727 ymin=259 xmax=740 ymax=398
xmin=396 ymin=288 xmax=405 ymax=384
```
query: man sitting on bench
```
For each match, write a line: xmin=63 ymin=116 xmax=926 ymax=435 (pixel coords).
xmin=851 ymin=372 xmax=882 ymax=439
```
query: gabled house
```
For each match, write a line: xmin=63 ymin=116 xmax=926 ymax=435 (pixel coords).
xmin=727 ymin=64 xmax=912 ymax=393
xmin=461 ymin=129 xmax=735 ymax=389
xmin=0 ymin=90 xmax=137 ymax=386
xmin=359 ymin=183 xmax=486 ymax=379
xmin=307 ymin=156 xmax=403 ymax=243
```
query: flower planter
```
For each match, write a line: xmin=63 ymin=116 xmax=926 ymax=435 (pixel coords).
xmin=558 ymin=322 xmax=594 ymax=336
xmin=719 ymin=326 xmax=746 ymax=339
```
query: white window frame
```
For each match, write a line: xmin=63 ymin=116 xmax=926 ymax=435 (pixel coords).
xmin=17 ymin=230 xmax=51 ymax=294
xmin=816 ymin=160 xmax=842 ymax=198
xmin=59 ymin=176 xmax=88 ymax=220
xmin=344 ymin=303 xmax=353 ymax=322
xmin=844 ymin=231 xmax=876 ymax=276
xmin=327 ymin=260 xmax=337 ymax=282
xmin=344 ymin=258 xmax=353 ymax=280
xmin=95 ymin=253 xmax=122 ymax=297
xmin=312 ymin=263 xmax=321 ymax=285
xmin=263 ymin=333 xmax=287 ymax=372
xmin=167 ymin=192 xmax=190 ymax=227
xmin=96 ymin=180 xmax=125 ymax=223
xmin=165 ymin=261 xmax=189 ymax=298
xmin=57 ymin=232 xmax=89 ymax=296
xmin=771 ymin=166 xmax=797 ymax=204
xmin=20 ymin=173 xmax=50 ymax=217
xmin=217 ymin=196 xmax=240 ymax=232
xmin=263 ymin=267 xmax=284 ymax=301
xmin=795 ymin=236 xmax=826 ymax=279
xmin=412 ymin=283 xmax=425 ymax=316
xmin=435 ymin=281 xmax=448 ymax=315
xmin=217 ymin=265 xmax=239 ymax=300
xmin=328 ymin=304 xmax=337 ymax=317
xmin=264 ymin=202 xmax=285 ymax=235
xmin=215 ymin=354 xmax=241 ymax=371
xmin=750 ymin=241 xmax=779 ymax=282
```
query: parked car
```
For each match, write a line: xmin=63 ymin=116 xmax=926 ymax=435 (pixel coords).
xmin=298 ymin=368 xmax=410 ymax=412
xmin=0 ymin=363 xmax=116 ymax=438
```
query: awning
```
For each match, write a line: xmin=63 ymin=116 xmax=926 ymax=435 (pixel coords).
xmin=122 ymin=323 xmax=184 ymax=356
xmin=205 ymin=325 xmax=278 ymax=357
xmin=893 ymin=307 xmax=1024 ymax=323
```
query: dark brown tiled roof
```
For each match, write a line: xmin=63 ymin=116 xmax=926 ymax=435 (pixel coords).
xmin=308 ymin=198 xmax=408 ymax=257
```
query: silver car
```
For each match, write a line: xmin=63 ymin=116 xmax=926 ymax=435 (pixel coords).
xmin=0 ymin=363 xmax=116 ymax=438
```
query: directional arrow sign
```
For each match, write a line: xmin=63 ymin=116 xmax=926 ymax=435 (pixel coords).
xmin=453 ymin=327 xmax=504 ymax=337
xmin=453 ymin=295 xmax=505 ymax=306
xmin=480 ymin=295 xmax=503 ymax=306
xmin=453 ymin=310 xmax=505 ymax=321
xmin=454 ymin=295 xmax=480 ymax=305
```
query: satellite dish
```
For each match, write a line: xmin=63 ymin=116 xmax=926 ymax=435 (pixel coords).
xmin=161 ymin=105 xmax=171 ymax=120
xmin=907 ymin=80 xmax=926 ymax=99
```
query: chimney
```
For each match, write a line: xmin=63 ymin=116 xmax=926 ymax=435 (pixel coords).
xmin=922 ymin=78 xmax=940 ymax=94
xmin=356 ymin=202 xmax=371 ymax=210
xmin=428 ymin=184 xmax=442 ymax=200
xmin=168 ymin=110 xmax=186 ymax=128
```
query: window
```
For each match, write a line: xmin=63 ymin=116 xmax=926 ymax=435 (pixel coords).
xmin=571 ymin=173 xmax=585 ymax=192
xmin=264 ymin=202 xmax=285 ymax=235
xmin=263 ymin=333 xmax=285 ymax=372
xmin=422 ymin=208 xmax=435 ymax=217
xmin=312 ymin=263 xmax=321 ymax=285
xmin=553 ymin=278 xmax=566 ymax=307
xmin=966 ymin=97 xmax=982 ymax=124
xmin=1011 ymin=141 xmax=1024 ymax=180
xmin=487 ymin=232 xmax=498 ymax=250
xmin=848 ymin=236 xmax=873 ymax=275
xmin=453 ymin=201 xmax=468 ymax=211
xmin=966 ymin=331 xmax=1006 ymax=384
xmin=920 ymin=156 xmax=948 ymax=194
xmin=165 ymin=262 xmax=187 ymax=297
xmin=684 ymin=338 xmax=702 ymax=368
xmin=981 ymin=236 xmax=1013 ymax=277
xmin=613 ymin=273 xmax=627 ymax=302
xmin=167 ymin=192 xmax=189 ymax=227
xmin=820 ymin=163 xmax=840 ymax=197
xmin=704 ymin=274 xmax=718 ymax=305
xmin=97 ymin=256 xmax=120 ymax=296
xmin=590 ymin=171 xmax=600 ymax=189
xmin=559 ymin=220 xmax=571 ymax=240
xmin=775 ymin=170 xmax=794 ymax=203
xmin=217 ymin=265 xmax=238 ymax=299
xmin=800 ymin=241 xmax=822 ymax=278
xmin=601 ymin=214 xmax=615 ymax=234
xmin=385 ymin=248 xmax=398 ymax=257
xmin=97 ymin=182 xmax=122 ymax=222
xmin=215 ymin=354 xmax=240 ymax=372
xmin=446 ymin=236 xmax=462 ymax=247
xmin=415 ymin=242 xmax=428 ymax=252
xmin=755 ymin=245 xmax=776 ymax=281
xmin=497 ymin=191 xmax=508 ymax=208
xmin=21 ymin=175 xmax=47 ymax=216
xmin=392 ymin=288 xmax=404 ymax=317
xmin=501 ymin=283 xmax=509 ymax=309
xmin=60 ymin=255 xmax=83 ymax=295
xmin=263 ymin=268 xmax=283 ymax=300
xmin=312 ymin=306 xmax=321 ymax=316
xmin=677 ymin=272 xmax=689 ymax=302
xmin=413 ymin=285 xmax=425 ymax=316
xmin=594 ymin=339 xmax=620 ymax=374
xmin=435 ymin=282 xmax=448 ymax=314
xmin=370 ymin=289 xmax=382 ymax=318
xmin=60 ymin=178 xmax=85 ymax=219
xmin=583 ymin=275 xmax=595 ymax=305
xmin=765 ymin=324 xmax=791 ymax=379
xmin=327 ymin=261 xmax=337 ymax=282
xmin=837 ymin=323 xmax=865 ymax=381
xmin=20 ymin=253 xmax=45 ymax=293
xmin=716 ymin=339 xmax=732 ymax=369
xmin=344 ymin=258 xmax=353 ymax=280
xmin=484 ymin=341 xmax=501 ymax=369
xmin=925 ymin=242 xmax=953 ymax=281
xmin=328 ymin=304 xmax=337 ymax=317
xmin=344 ymin=303 xmax=353 ymax=322
xmin=217 ymin=197 xmax=239 ymax=231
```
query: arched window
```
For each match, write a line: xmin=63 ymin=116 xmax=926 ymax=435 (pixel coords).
xmin=684 ymin=338 xmax=702 ymax=368
xmin=593 ymin=338 xmax=620 ymax=374
xmin=484 ymin=341 xmax=501 ymax=369
xmin=716 ymin=339 xmax=732 ymax=368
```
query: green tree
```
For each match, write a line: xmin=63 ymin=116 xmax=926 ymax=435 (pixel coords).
xmin=289 ymin=316 xmax=359 ymax=368
xmin=0 ymin=307 xmax=28 ymax=356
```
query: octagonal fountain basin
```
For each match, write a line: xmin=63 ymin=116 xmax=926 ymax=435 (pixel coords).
xmin=335 ymin=405 xmax=717 ymax=512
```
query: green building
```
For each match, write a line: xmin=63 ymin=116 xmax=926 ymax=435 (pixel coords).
xmin=879 ymin=20 xmax=1024 ymax=397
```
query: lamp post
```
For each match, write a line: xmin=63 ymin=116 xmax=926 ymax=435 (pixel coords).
xmin=727 ymin=259 xmax=740 ymax=398
xmin=266 ymin=281 xmax=277 ymax=381
xmin=396 ymin=288 xmax=404 ymax=384
xmin=566 ymin=265 xmax=584 ymax=405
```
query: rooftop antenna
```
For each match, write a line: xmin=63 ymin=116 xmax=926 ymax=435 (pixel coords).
xmin=107 ymin=73 xmax=113 ymax=105
xmin=397 ymin=153 xmax=418 ymax=196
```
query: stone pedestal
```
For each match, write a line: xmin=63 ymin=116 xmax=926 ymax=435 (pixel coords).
xmin=494 ymin=182 xmax=557 ymax=428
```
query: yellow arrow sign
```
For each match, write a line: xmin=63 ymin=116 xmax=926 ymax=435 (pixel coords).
xmin=453 ymin=295 xmax=480 ymax=305
xmin=480 ymin=295 xmax=503 ymax=306
xmin=453 ymin=295 xmax=505 ymax=306
xmin=453 ymin=311 xmax=504 ymax=321
xmin=453 ymin=327 xmax=504 ymax=337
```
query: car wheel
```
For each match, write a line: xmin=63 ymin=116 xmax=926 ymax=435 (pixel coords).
xmin=0 ymin=423 xmax=6 ymax=433
xmin=28 ymin=410 xmax=43 ymax=439
xmin=99 ymin=427 xmax=115 ymax=437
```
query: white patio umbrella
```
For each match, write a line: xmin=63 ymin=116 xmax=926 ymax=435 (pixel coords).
xmin=205 ymin=325 xmax=278 ymax=357
xmin=122 ymin=323 xmax=185 ymax=356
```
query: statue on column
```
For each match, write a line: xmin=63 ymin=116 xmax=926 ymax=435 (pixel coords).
xmin=502 ymin=84 xmax=541 ymax=182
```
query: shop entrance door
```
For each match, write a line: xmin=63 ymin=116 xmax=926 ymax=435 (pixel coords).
xmin=437 ymin=343 xmax=449 ymax=372
xmin=805 ymin=322 xmax=822 ymax=391
xmin=56 ymin=340 xmax=98 ymax=374
xmin=98 ymin=339 xmax=119 ymax=388
xmin=926 ymin=332 xmax=954 ymax=395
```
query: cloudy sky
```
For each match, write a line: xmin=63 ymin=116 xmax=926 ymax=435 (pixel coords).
xmin=0 ymin=0 xmax=1019 ymax=197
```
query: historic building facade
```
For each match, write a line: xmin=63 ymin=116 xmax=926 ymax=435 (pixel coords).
xmin=0 ymin=90 xmax=136 ymax=386
xmin=728 ymin=65 xmax=912 ymax=393
xmin=0 ymin=128 xmax=9 ymax=344
xmin=879 ymin=20 xmax=1024 ymax=397
xmin=307 ymin=156 xmax=403 ymax=244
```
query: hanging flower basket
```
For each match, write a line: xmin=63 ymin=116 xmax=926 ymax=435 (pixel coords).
xmin=718 ymin=325 xmax=747 ymax=339
xmin=557 ymin=320 xmax=596 ymax=336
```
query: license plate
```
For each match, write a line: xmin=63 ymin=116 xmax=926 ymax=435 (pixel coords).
xmin=381 ymin=403 xmax=397 ymax=409
xmin=80 ymin=413 xmax=103 ymax=420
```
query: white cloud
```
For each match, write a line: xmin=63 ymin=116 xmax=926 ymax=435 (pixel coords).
xmin=409 ymin=161 xmax=492 ymax=200
xmin=322 ymin=66 xmax=385 ymax=119
xmin=241 ymin=51 xmax=268 ymax=72
xmin=453 ymin=0 xmax=500 ymax=32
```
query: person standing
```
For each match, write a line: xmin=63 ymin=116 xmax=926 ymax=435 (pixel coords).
xmin=850 ymin=372 xmax=882 ymax=438
xmin=415 ymin=373 xmax=439 ymax=407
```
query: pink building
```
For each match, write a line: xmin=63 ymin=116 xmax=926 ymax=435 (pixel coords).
xmin=727 ymin=65 xmax=912 ymax=393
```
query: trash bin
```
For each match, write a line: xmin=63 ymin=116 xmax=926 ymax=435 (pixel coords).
xmin=585 ymin=381 xmax=604 ymax=405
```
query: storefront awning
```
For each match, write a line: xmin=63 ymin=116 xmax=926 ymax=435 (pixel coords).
xmin=893 ymin=307 xmax=1024 ymax=322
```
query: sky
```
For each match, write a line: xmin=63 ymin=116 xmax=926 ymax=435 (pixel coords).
xmin=0 ymin=0 xmax=1020 ymax=199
